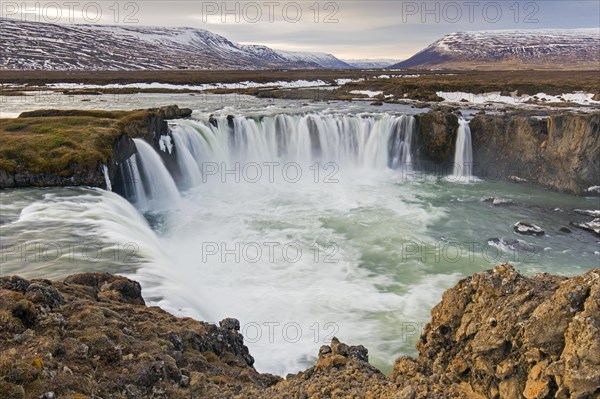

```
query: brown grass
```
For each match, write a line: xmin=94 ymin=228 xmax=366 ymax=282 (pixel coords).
xmin=0 ymin=110 xmax=138 ymax=174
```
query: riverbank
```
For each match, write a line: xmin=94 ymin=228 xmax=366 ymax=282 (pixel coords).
xmin=1 ymin=264 xmax=597 ymax=398
xmin=2 ymin=70 xmax=599 ymax=110
xmin=0 ymin=105 xmax=191 ymax=188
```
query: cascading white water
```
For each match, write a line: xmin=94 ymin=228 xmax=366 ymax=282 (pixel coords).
xmin=169 ymin=114 xmax=417 ymax=170
xmin=132 ymin=138 xmax=181 ymax=210
xmin=452 ymin=119 xmax=474 ymax=179
xmin=120 ymin=154 xmax=147 ymax=208
xmin=102 ymin=164 xmax=112 ymax=191
xmin=169 ymin=125 xmax=204 ymax=189
xmin=389 ymin=116 xmax=415 ymax=170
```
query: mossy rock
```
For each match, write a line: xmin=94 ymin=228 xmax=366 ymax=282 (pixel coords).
xmin=0 ymin=105 xmax=191 ymax=187
xmin=0 ymin=382 xmax=25 ymax=399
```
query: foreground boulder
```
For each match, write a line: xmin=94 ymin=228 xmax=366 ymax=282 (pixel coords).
xmin=1 ymin=265 xmax=598 ymax=398
xmin=388 ymin=264 xmax=599 ymax=399
xmin=0 ymin=273 xmax=278 ymax=399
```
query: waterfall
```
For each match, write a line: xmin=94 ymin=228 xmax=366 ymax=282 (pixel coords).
xmin=174 ymin=114 xmax=417 ymax=169
xmin=452 ymin=119 xmax=473 ymax=179
xmin=132 ymin=138 xmax=181 ymax=210
xmin=170 ymin=125 xmax=204 ymax=189
xmin=119 ymin=154 xmax=147 ymax=208
xmin=117 ymin=114 xmax=418 ymax=209
xmin=102 ymin=164 xmax=112 ymax=191
xmin=388 ymin=116 xmax=415 ymax=171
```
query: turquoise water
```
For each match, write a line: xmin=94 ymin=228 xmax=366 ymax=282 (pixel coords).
xmin=1 ymin=171 xmax=597 ymax=374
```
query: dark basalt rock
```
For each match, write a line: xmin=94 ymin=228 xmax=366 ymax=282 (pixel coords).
xmin=470 ymin=112 xmax=600 ymax=194
xmin=24 ymin=283 xmax=64 ymax=310
xmin=513 ymin=221 xmax=545 ymax=236
xmin=219 ymin=317 xmax=241 ymax=331
xmin=416 ymin=111 xmax=459 ymax=163
xmin=64 ymin=272 xmax=144 ymax=305
xmin=0 ymin=276 xmax=30 ymax=293
xmin=570 ymin=218 xmax=600 ymax=237
xmin=208 ymin=114 xmax=218 ymax=127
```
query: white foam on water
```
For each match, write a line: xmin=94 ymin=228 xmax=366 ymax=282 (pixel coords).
xmin=145 ymin=166 xmax=450 ymax=374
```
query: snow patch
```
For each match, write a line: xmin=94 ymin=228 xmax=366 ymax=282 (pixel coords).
xmin=436 ymin=91 xmax=600 ymax=106
xmin=48 ymin=80 xmax=331 ymax=91
xmin=350 ymin=90 xmax=383 ymax=97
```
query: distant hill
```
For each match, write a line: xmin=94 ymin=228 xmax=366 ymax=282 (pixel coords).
xmin=391 ymin=29 xmax=600 ymax=70
xmin=275 ymin=50 xmax=353 ymax=69
xmin=342 ymin=59 xmax=402 ymax=69
xmin=0 ymin=19 xmax=349 ymax=70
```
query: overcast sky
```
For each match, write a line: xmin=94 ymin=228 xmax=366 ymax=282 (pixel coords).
xmin=5 ymin=1 xmax=600 ymax=59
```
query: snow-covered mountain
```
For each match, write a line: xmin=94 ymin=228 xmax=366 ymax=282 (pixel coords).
xmin=0 ymin=19 xmax=348 ymax=70
xmin=342 ymin=59 xmax=401 ymax=69
xmin=392 ymin=29 xmax=600 ymax=69
xmin=274 ymin=50 xmax=352 ymax=69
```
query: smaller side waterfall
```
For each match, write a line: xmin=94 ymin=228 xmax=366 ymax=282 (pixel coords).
xmin=120 ymin=154 xmax=147 ymax=208
xmin=132 ymin=138 xmax=181 ymax=210
xmin=452 ymin=119 xmax=474 ymax=179
xmin=102 ymin=164 xmax=112 ymax=191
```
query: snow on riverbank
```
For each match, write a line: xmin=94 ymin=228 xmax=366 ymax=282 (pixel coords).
xmin=437 ymin=91 xmax=599 ymax=106
xmin=46 ymin=80 xmax=332 ymax=91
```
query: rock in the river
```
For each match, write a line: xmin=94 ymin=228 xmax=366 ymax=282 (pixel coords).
xmin=514 ymin=221 xmax=545 ymax=236
xmin=487 ymin=238 xmax=543 ymax=254
xmin=571 ymin=218 xmax=600 ymax=237
xmin=482 ymin=197 xmax=516 ymax=206
xmin=574 ymin=209 xmax=600 ymax=218
xmin=510 ymin=175 xmax=528 ymax=183
xmin=586 ymin=185 xmax=600 ymax=194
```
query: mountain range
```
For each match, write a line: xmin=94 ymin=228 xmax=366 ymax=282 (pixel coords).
xmin=392 ymin=29 xmax=600 ymax=70
xmin=2 ymin=19 xmax=599 ymax=71
xmin=0 ymin=19 xmax=352 ymax=70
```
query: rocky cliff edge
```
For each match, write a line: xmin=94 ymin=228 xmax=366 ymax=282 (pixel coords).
xmin=1 ymin=264 xmax=598 ymax=399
